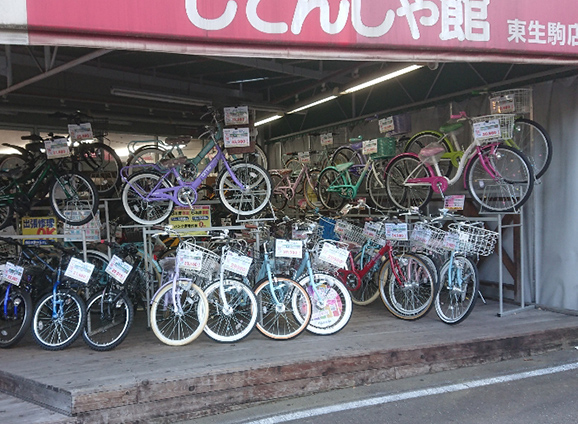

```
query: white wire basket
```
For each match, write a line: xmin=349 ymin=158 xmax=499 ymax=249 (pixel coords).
xmin=176 ymin=240 xmax=219 ymax=280
xmin=312 ymin=239 xmax=350 ymax=274
xmin=334 ymin=220 xmax=370 ymax=248
xmin=409 ymin=222 xmax=448 ymax=255
xmin=470 ymin=114 xmax=515 ymax=143
xmin=448 ymin=222 xmax=498 ymax=256
xmin=490 ymin=88 xmax=532 ymax=115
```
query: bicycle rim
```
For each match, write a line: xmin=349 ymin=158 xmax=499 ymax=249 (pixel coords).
xmin=254 ymin=277 xmax=311 ymax=340
xmin=435 ymin=256 xmax=479 ymax=325
xmin=83 ymin=290 xmax=134 ymax=350
xmin=0 ymin=284 xmax=32 ymax=348
xmin=317 ymin=168 xmax=346 ymax=210
xmin=203 ymin=279 xmax=258 ymax=343
xmin=78 ymin=143 xmax=122 ymax=197
xmin=350 ymin=251 xmax=381 ymax=306
xmin=218 ymin=162 xmax=272 ymax=216
xmin=385 ymin=155 xmax=433 ymax=210
xmin=510 ymin=118 xmax=552 ymax=179
xmin=50 ymin=172 xmax=99 ymax=226
xmin=122 ymin=172 xmax=174 ymax=225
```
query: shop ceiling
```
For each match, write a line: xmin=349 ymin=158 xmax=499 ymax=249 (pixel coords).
xmin=1 ymin=45 xmax=577 ymax=144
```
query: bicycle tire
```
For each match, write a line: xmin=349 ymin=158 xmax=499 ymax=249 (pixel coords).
xmin=283 ymin=157 xmax=303 ymax=179
xmin=121 ymin=171 xmax=174 ymax=225
xmin=295 ymin=272 xmax=352 ymax=335
xmin=150 ymin=280 xmax=208 ymax=346
xmin=349 ymin=250 xmax=381 ymax=306
xmin=76 ymin=142 xmax=123 ymax=198
xmin=330 ymin=146 xmax=362 ymax=166
xmin=404 ymin=131 xmax=453 ymax=177
xmin=0 ymin=283 xmax=33 ymax=348
xmin=49 ymin=171 xmax=99 ymax=226
xmin=317 ymin=167 xmax=347 ymax=211
xmin=379 ymin=253 xmax=436 ymax=320
xmin=509 ymin=118 xmax=552 ymax=179
xmin=32 ymin=290 xmax=86 ymax=350
xmin=367 ymin=160 xmax=395 ymax=211
xmin=82 ymin=289 xmax=134 ymax=351
xmin=127 ymin=146 xmax=173 ymax=167
xmin=203 ymin=279 xmax=258 ymax=343
xmin=254 ymin=276 xmax=312 ymax=340
xmin=303 ymin=169 xmax=321 ymax=209
xmin=217 ymin=162 xmax=272 ymax=217
xmin=466 ymin=144 xmax=534 ymax=213
xmin=0 ymin=154 xmax=27 ymax=176
xmin=0 ymin=171 xmax=14 ymax=230
xmin=384 ymin=154 xmax=433 ymax=211
xmin=435 ymin=255 xmax=479 ymax=325
xmin=270 ymin=172 xmax=288 ymax=211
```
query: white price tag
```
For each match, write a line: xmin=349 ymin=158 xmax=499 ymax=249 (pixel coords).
xmin=442 ymin=233 xmax=460 ymax=250
xmin=318 ymin=243 xmax=349 ymax=268
xmin=44 ymin=138 xmax=71 ymax=159
xmin=223 ymin=127 xmax=251 ymax=148
xmin=177 ymin=249 xmax=203 ymax=271
xmin=68 ymin=123 xmax=94 ymax=142
xmin=223 ymin=251 xmax=253 ymax=277
xmin=411 ymin=226 xmax=431 ymax=245
xmin=64 ymin=257 xmax=95 ymax=285
xmin=385 ymin=223 xmax=409 ymax=241
xmin=379 ymin=116 xmax=395 ymax=133
xmin=2 ymin=262 xmax=24 ymax=286
xmin=491 ymin=95 xmax=516 ymax=113
xmin=444 ymin=195 xmax=465 ymax=211
xmin=224 ymin=106 xmax=249 ymax=126
xmin=362 ymin=139 xmax=378 ymax=155
xmin=298 ymin=152 xmax=310 ymax=164
xmin=473 ymin=119 xmax=501 ymax=140
xmin=320 ymin=133 xmax=333 ymax=146
xmin=105 ymin=255 xmax=133 ymax=284
xmin=275 ymin=239 xmax=303 ymax=259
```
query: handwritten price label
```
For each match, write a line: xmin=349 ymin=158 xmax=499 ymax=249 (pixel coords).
xmin=411 ymin=226 xmax=431 ymax=245
xmin=44 ymin=138 xmax=71 ymax=159
xmin=473 ymin=119 xmax=501 ymax=141
xmin=224 ymin=106 xmax=249 ymax=126
xmin=177 ymin=249 xmax=203 ymax=271
xmin=298 ymin=151 xmax=310 ymax=164
xmin=318 ymin=243 xmax=348 ymax=268
xmin=442 ymin=233 xmax=460 ymax=250
xmin=2 ymin=262 xmax=24 ymax=286
xmin=64 ymin=257 xmax=95 ymax=285
xmin=223 ymin=252 xmax=253 ymax=277
xmin=491 ymin=95 xmax=516 ymax=113
xmin=362 ymin=139 xmax=378 ymax=155
xmin=105 ymin=255 xmax=133 ymax=284
xmin=385 ymin=223 xmax=409 ymax=241
xmin=275 ymin=239 xmax=303 ymax=259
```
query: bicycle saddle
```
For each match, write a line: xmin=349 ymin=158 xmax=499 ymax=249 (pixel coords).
xmin=419 ymin=144 xmax=446 ymax=158
xmin=159 ymin=156 xmax=188 ymax=168
xmin=165 ymin=136 xmax=193 ymax=146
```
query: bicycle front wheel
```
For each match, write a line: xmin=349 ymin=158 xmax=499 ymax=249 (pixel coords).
xmin=270 ymin=172 xmax=288 ymax=211
xmin=379 ymin=253 xmax=436 ymax=320
xmin=254 ymin=277 xmax=312 ymax=340
xmin=122 ymin=171 xmax=174 ymax=225
xmin=509 ymin=118 xmax=552 ymax=179
xmin=50 ymin=171 xmax=99 ymax=226
xmin=435 ymin=255 xmax=479 ymax=325
xmin=466 ymin=145 xmax=534 ymax=213
xmin=0 ymin=284 xmax=33 ymax=348
xmin=295 ymin=273 xmax=352 ymax=335
xmin=150 ymin=280 xmax=208 ymax=346
xmin=32 ymin=290 xmax=86 ymax=350
xmin=404 ymin=131 xmax=453 ymax=177
xmin=384 ymin=154 xmax=433 ymax=211
xmin=217 ymin=162 xmax=272 ymax=216
xmin=317 ymin=168 xmax=346 ymax=211
xmin=303 ymin=169 xmax=321 ymax=209
xmin=203 ymin=279 xmax=258 ymax=343
xmin=367 ymin=161 xmax=395 ymax=211
xmin=77 ymin=143 xmax=123 ymax=198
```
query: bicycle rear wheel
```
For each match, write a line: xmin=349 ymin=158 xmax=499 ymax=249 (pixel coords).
xmin=83 ymin=289 xmax=134 ymax=351
xmin=32 ymin=290 xmax=86 ymax=350
xmin=404 ymin=132 xmax=453 ymax=177
xmin=217 ymin=162 xmax=272 ymax=217
xmin=349 ymin=251 xmax=381 ymax=306
xmin=270 ymin=172 xmax=288 ymax=211
xmin=295 ymin=273 xmax=352 ymax=335
xmin=150 ymin=280 xmax=208 ymax=346
xmin=203 ymin=279 xmax=258 ymax=343
xmin=367 ymin=160 xmax=395 ymax=211
xmin=466 ymin=144 xmax=534 ymax=213
xmin=50 ymin=171 xmax=99 ymax=226
xmin=254 ymin=277 xmax=311 ymax=340
xmin=77 ymin=142 xmax=123 ymax=198
xmin=435 ymin=255 xmax=479 ymax=325
xmin=121 ymin=171 xmax=174 ymax=225
xmin=0 ymin=284 xmax=33 ymax=348
xmin=317 ymin=167 xmax=346 ymax=211
xmin=379 ymin=253 xmax=436 ymax=320
xmin=509 ymin=118 xmax=552 ymax=179
xmin=303 ymin=169 xmax=321 ymax=209
xmin=384 ymin=154 xmax=433 ymax=211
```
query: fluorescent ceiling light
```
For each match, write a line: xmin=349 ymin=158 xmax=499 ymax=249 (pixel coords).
xmin=254 ymin=114 xmax=283 ymax=127
xmin=341 ymin=65 xmax=423 ymax=94
xmin=287 ymin=95 xmax=338 ymax=114
xmin=110 ymin=87 xmax=212 ymax=106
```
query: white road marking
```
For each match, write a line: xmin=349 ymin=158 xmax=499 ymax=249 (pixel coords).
xmin=245 ymin=362 xmax=578 ymax=424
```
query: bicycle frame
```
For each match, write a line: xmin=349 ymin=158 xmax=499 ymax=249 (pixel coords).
xmin=273 ymin=164 xmax=316 ymax=201
xmin=324 ymin=156 xmax=383 ymax=199
xmin=121 ymin=138 xmax=246 ymax=208
xmin=0 ymin=157 xmax=61 ymax=205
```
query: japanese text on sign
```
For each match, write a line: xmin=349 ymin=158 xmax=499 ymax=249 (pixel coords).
xmin=177 ymin=249 xmax=203 ymax=271
xmin=65 ymin=257 xmax=95 ymax=285
xmin=105 ymin=255 xmax=133 ymax=284
xmin=473 ymin=118 xmax=501 ymax=140
xmin=223 ymin=251 xmax=253 ymax=277
xmin=21 ymin=216 xmax=57 ymax=246
xmin=2 ymin=262 xmax=24 ymax=286
xmin=68 ymin=123 xmax=94 ymax=142
xmin=223 ymin=127 xmax=251 ymax=148
xmin=318 ymin=243 xmax=349 ymax=268
xmin=44 ymin=138 xmax=71 ymax=159
xmin=275 ymin=239 xmax=303 ymax=259
xmin=224 ymin=106 xmax=249 ymax=126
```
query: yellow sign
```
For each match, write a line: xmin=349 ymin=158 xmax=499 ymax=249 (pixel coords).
xmin=21 ymin=216 xmax=58 ymax=245
xmin=168 ymin=205 xmax=211 ymax=235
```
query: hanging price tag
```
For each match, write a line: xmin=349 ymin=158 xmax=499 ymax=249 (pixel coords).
xmin=44 ymin=138 xmax=71 ymax=159
xmin=362 ymin=139 xmax=378 ymax=155
xmin=223 ymin=127 xmax=251 ymax=148
xmin=224 ymin=106 xmax=249 ymax=126
xmin=64 ymin=257 xmax=95 ymax=285
xmin=298 ymin=152 xmax=311 ymax=164
xmin=442 ymin=233 xmax=460 ymax=250
xmin=444 ymin=195 xmax=465 ymax=211
xmin=491 ymin=95 xmax=516 ymax=113
xmin=177 ymin=249 xmax=203 ymax=271
xmin=320 ymin=133 xmax=333 ymax=146
xmin=318 ymin=243 xmax=349 ymax=268
xmin=223 ymin=251 xmax=253 ymax=277
xmin=275 ymin=239 xmax=303 ymax=258
xmin=379 ymin=116 xmax=395 ymax=134
xmin=385 ymin=223 xmax=409 ymax=241
xmin=411 ymin=226 xmax=431 ymax=245
xmin=2 ymin=262 xmax=24 ymax=286
xmin=68 ymin=123 xmax=94 ymax=142
xmin=473 ymin=119 xmax=501 ymax=141
xmin=105 ymin=255 xmax=133 ymax=284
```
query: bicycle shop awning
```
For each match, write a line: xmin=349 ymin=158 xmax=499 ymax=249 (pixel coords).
xmin=2 ymin=0 xmax=578 ymax=64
